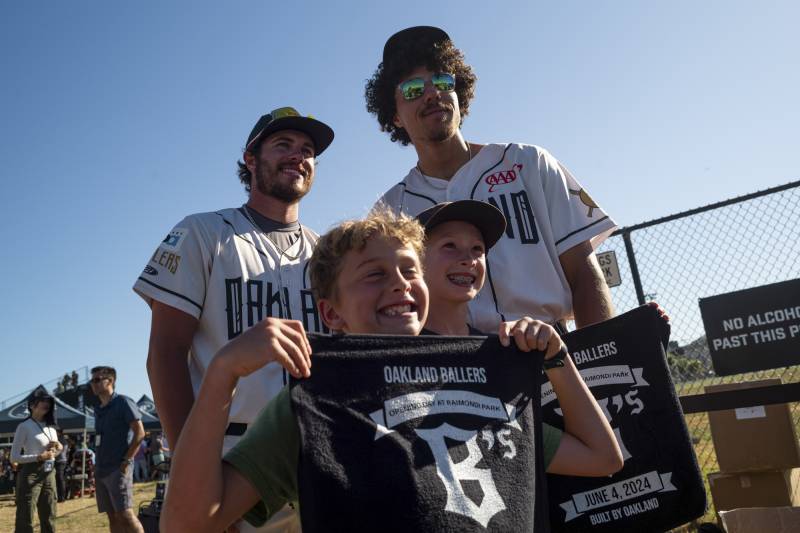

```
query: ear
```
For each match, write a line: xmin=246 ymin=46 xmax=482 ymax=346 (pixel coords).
xmin=244 ymin=150 xmax=257 ymax=174
xmin=318 ymin=298 xmax=347 ymax=332
xmin=393 ymin=112 xmax=404 ymax=129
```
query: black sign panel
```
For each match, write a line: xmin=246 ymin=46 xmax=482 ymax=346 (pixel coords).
xmin=544 ymin=305 xmax=706 ymax=533
xmin=699 ymin=278 xmax=800 ymax=376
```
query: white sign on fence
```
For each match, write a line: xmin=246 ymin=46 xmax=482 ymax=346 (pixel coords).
xmin=597 ymin=251 xmax=622 ymax=288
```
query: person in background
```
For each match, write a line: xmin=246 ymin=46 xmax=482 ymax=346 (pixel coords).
xmin=90 ymin=366 xmax=145 ymax=533
xmin=11 ymin=391 xmax=62 ymax=533
xmin=54 ymin=429 xmax=69 ymax=503
xmin=148 ymin=432 xmax=166 ymax=481
xmin=133 ymin=439 xmax=149 ymax=483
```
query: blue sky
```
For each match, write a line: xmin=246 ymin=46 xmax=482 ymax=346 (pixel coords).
xmin=1 ymin=1 xmax=797 ymax=403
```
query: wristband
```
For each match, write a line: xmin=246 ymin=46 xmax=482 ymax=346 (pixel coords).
xmin=543 ymin=346 xmax=569 ymax=370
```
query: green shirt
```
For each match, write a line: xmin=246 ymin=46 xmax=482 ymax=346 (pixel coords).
xmin=224 ymin=387 xmax=563 ymax=527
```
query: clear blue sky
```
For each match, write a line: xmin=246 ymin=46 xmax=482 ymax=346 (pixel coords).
xmin=1 ymin=1 xmax=797 ymax=403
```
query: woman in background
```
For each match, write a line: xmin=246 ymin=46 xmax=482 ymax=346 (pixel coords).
xmin=11 ymin=391 xmax=62 ymax=533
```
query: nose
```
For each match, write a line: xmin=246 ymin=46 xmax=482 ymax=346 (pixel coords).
xmin=458 ymin=248 xmax=477 ymax=266
xmin=422 ymin=80 xmax=441 ymax=103
xmin=285 ymin=149 xmax=303 ymax=163
xmin=390 ymin=269 xmax=412 ymax=293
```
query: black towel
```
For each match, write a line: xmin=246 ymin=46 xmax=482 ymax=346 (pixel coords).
xmin=543 ymin=305 xmax=706 ymax=532
xmin=291 ymin=335 xmax=549 ymax=532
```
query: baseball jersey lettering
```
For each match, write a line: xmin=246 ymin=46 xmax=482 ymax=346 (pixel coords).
xmin=510 ymin=190 xmax=539 ymax=244
xmin=226 ymin=277 xmax=244 ymax=339
xmin=246 ymin=279 xmax=264 ymax=326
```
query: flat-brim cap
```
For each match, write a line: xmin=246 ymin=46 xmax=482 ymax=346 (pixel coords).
xmin=383 ymin=26 xmax=451 ymax=65
xmin=417 ymin=200 xmax=507 ymax=250
xmin=246 ymin=106 xmax=334 ymax=156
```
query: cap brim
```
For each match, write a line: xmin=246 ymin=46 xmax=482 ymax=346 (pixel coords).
xmin=383 ymin=26 xmax=450 ymax=64
xmin=418 ymin=200 xmax=507 ymax=249
xmin=248 ymin=116 xmax=335 ymax=156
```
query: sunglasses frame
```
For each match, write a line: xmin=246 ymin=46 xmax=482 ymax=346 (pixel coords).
xmin=397 ymin=72 xmax=456 ymax=101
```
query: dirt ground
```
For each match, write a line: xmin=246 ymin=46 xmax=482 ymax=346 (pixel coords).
xmin=0 ymin=481 xmax=158 ymax=532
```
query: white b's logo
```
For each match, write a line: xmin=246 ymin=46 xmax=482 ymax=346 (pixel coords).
xmin=416 ymin=423 xmax=506 ymax=527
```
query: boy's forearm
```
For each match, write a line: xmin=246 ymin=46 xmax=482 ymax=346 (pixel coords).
xmin=547 ymin=356 xmax=617 ymax=453
xmin=162 ymin=357 xmax=237 ymax=532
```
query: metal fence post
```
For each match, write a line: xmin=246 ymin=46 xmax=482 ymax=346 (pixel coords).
xmin=622 ymin=229 xmax=646 ymax=306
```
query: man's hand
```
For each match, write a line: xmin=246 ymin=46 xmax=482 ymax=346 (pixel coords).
xmin=498 ymin=317 xmax=565 ymax=358
xmin=120 ymin=460 xmax=131 ymax=475
xmin=215 ymin=318 xmax=312 ymax=379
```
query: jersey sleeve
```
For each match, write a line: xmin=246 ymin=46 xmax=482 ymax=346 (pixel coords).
xmin=371 ymin=183 xmax=405 ymax=215
xmin=132 ymin=215 xmax=212 ymax=319
xmin=535 ymin=147 xmax=617 ymax=255
xmin=223 ymin=387 xmax=300 ymax=527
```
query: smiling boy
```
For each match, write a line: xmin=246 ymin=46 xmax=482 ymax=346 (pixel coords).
xmin=418 ymin=200 xmax=623 ymax=478
xmin=161 ymin=211 xmax=428 ymax=533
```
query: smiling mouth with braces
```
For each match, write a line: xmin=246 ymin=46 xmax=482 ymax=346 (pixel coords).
xmin=447 ymin=274 xmax=476 ymax=286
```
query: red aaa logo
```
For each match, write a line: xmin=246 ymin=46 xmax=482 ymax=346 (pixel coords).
xmin=485 ymin=164 xmax=523 ymax=192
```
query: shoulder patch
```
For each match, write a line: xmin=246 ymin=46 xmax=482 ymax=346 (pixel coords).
xmin=161 ymin=227 xmax=188 ymax=250
xmin=568 ymin=188 xmax=599 ymax=217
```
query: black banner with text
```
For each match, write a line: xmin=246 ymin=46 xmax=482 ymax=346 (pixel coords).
xmin=292 ymin=335 xmax=548 ymax=532
xmin=544 ymin=305 xmax=706 ymax=532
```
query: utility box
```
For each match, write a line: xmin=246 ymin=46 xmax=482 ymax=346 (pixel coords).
xmin=719 ymin=506 xmax=800 ymax=533
xmin=706 ymin=378 xmax=800 ymax=473
xmin=709 ymin=469 xmax=800 ymax=515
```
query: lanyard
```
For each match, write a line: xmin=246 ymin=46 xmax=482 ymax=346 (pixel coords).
xmin=31 ymin=418 xmax=55 ymax=445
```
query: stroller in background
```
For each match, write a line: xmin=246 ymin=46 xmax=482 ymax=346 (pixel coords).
xmin=138 ymin=457 xmax=170 ymax=533
xmin=66 ymin=449 xmax=95 ymax=498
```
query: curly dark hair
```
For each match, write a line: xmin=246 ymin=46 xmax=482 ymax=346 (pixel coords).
xmin=365 ymin=40 xmax=477 ymax=146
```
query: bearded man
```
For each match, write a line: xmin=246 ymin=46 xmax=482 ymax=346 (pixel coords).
xmin=134 ymin=106 xmax=334 ymax=533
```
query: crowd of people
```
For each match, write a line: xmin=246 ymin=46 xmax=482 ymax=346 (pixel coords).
xmin=6 ymin=376 xmax=170 ymax=533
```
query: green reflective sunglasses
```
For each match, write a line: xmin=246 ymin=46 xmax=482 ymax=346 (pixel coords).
xmin=398 ymin=72 xmax=456 ymax=100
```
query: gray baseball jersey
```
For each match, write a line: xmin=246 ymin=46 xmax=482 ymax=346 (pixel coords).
xmin=133 ymin=207 xmax=326 ymax=425
xmin=375 ymin=143 xmax=617 ymax=332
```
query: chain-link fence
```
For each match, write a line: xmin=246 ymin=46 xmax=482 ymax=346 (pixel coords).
xmin=595 ymin=179 xmax=800 ymax=526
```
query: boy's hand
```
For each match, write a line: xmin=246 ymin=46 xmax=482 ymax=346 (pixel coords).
xmin=647 ymin=301 xmax=670 ymax=322
xmin=215 ymin=318 xmax=312 ymax=379
xmin=498 ymin=317 xmax=565 ymax=358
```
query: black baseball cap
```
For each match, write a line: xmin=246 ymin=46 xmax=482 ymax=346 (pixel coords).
xmin=245 ymin=106 xmax=334 ymax=156
xmin=417 ymin=200 xmax=506 ymax=249
xmin=383 ymin=26 xmax=451 ymax=65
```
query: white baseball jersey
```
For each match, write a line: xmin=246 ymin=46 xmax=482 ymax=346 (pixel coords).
xmin=133 ymin=207 xmax=327 ymax=425
xmin=376 ymin=143 xmax=617 ymax=332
